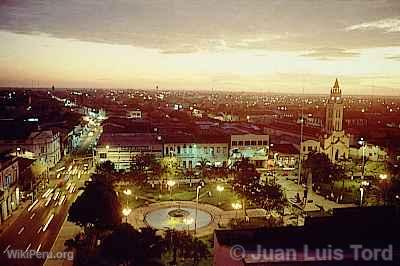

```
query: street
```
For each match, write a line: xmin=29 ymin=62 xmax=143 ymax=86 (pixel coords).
xmin=0 ymin=123 xmax=100 ymax=266
xmin=0 ymin=161 xmax=89 ymax=266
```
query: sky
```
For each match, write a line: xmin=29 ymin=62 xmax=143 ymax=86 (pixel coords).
xmin=0 ymin=0 xmax=400 ymax=95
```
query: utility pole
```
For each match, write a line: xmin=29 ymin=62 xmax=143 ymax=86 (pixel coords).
xmin=298 ymin=87 xmax=304 ymax=185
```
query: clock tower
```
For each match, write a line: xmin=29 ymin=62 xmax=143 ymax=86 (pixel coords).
xmin=325 ymin=78 xmax=344 ymax=133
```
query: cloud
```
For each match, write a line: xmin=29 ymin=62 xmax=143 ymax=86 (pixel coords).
xmin=301 ymin=48 xmax=360 ymax=60
xmin=385 ymin=54 xmax=400 ymax=60
xmin=0 ymin=0 xmax=400 ymax=53
xmin=346 ymin=17 xmax=400 ymax=33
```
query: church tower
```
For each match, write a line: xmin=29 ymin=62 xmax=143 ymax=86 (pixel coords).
xmin=325 ymin=78 xmax=344 ymax=133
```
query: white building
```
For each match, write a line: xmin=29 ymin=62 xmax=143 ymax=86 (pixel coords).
xmin=229 ymin=133 xmax=270 ymax=168
xmin=96 ymin=133 xmax=163 ymax=170
xmin=1 ymin=130 xmax=61 ymax=168
xmin=301 ymin=79 xmax=350 ymax=163
xmin=0 ymin=155 xmax=20 ymax=225
xmin=164 ymin=134 xmax=229 ymax=168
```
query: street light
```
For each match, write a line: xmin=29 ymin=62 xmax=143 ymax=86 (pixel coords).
xmin=122 ymin=207 xmax=132 ymax=223
xmin=183 ymin=217 xmax=194 ymax=232
xmin=123 ymin=188 xmax=132 ymax=196
xmin=360 ymin=180 xmax=369 ymax=207
xmin=167 ymin=180 xmax=176 ymax=199
xmin=194 ymin=185 xmax=202 ymax=235
xmin=379 ymin=174 xmax=387 ymax=180
xmin=216 ymin=185 xmax=224 ymax=205
xmin=232 ymin=201 xmax=242 ymax=219
xmin=358 ymin=138 xmax=366 ymax=179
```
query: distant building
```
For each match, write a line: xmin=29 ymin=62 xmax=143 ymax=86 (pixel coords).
xmin=270 ymin=143 xmax=299 ymax=168
xmin=0 ymin=130 xmax=61 ymax=168
xmin=0 ymin=155 xmax=20 ymax=225
xmin=164 ymin=133 xmax=229 ymax=168
xmin=229 ymin=133 xmax=270 ymax=168
xmin=349 ymin=143 xmax=387 ymax=162
xmin=127 ymin=109 xmax=142 ymax=119
xmin=96 ymin=133 xmax=163 ymax=170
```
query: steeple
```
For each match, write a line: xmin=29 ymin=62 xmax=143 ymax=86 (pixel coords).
xmin=333 ymin=78 xmax=339 ymax=89
xmin=330 ymin=78 xmax=342 ymax=95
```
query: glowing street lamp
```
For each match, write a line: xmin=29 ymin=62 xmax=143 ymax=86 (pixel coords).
xmin=123 ymin=189 xmax=132 ymax=196
xmin=183 ymin=217 xmax=194 ymax=232
xmin=216 ymin=185 xmax=224 ymax=205
xmin=167 ymin=180 xmax=176 ymax=199
xmin=194 ymin=185 xmax=202 ymax=235
xmin=232 ymin=201 xmax=242 ymax=219
xmin=122 ymin=207 xmax=132 ymax=223
xmin=360 ymin=180 xmax=369 ymax=207
xmin=379 ymin=174 xmax=388 ymax=180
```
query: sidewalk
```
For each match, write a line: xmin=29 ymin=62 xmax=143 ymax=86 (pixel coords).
xmin=43 ymin=218 xmax=81 ymax=266
xmin=276 ymin=176 xmax=355 ymax=213
xmin=0 ymin=200 xmax=30 ymax=237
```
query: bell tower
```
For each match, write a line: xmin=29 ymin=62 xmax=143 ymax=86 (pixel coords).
xmin=325 ymin=78 xmax=344 ymax=133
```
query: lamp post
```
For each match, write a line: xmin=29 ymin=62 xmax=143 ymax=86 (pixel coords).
xmin=194 ymin=185 xmax=201 ymax=235
xmin=183 ymin=217 xmax=194 ymax=233
xmin=379 ymin=174 xmax=388 ymax=205
xmin=358 ymin=138 xmax=366 ymax=179
xmin=216 ymin=185 xmax=224 ymax=205
xmin=123 ymin=188 xmax=132 ymax=206
xmin=122 ymin=207 xmax=131 ymax=223
xmin=167 ymin=180 xmax=176 ymax=200
xmin=232 ymin=202 xmax=242 ymax=220
xmin=360 ymin=180 xmax=369 ymax=207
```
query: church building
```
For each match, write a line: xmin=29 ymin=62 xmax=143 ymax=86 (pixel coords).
xmin=301 ymin=79 xmax=350 ymax=163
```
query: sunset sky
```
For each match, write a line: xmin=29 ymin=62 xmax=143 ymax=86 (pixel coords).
xmin=0 ymin=0 xmax=400 ymax=95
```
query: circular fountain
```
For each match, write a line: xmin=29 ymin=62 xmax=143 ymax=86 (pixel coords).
xmin=144 ymin=205 xmax=212 ymax=231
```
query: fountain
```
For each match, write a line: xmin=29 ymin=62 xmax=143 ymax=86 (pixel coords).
xmin=144 ymin=204 xmax=212 ymax=231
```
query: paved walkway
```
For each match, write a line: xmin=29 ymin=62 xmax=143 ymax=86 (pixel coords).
xmin=43 ymin=218 xmax=80 ymax=266
xmin=276 ymin=175 xmax=355 ymax=213
xmin=129 ymin=201 xmax=268 ymax=237
xmin=0 ymin=200 xmax=30 ymax=237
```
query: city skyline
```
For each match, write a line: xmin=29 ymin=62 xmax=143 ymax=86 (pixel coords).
xmin=1 ymin=1 xmax=400 ymax=95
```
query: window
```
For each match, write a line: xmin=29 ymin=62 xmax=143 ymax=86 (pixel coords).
xmin=100 ymin=153 xmax=107 ymax=159
xmin=183 ymin=161 xmax=187 ymax=168
xmin=41 ymin=146 xmax=45 ymax=154
xmin=232 ymin=141 xmax=238 ymax=146
xmin=303 ymin=147 xmax=306 ymax=152
xmin=263 ymin=140 xmax=268 ymax=145
xmin=177 ymin=146 xmax=181 ymax=154
xmin=258 ymin=140 xmax=263 ymax=146
xmin=165 ymin=147 xmax=169 ymax=154
xmin=217 ymin=147 xmax=220 ymax=153
xmin=251 ymin=141 xmax=257 ymax=146
xmin=308 ymin=146 xmax=313 ymax=152
xmin=238 ymin=141 xmax=244 ymax=146
xmin=245 ymin=141 xmax=251 ymax=146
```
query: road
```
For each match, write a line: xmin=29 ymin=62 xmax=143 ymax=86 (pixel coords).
xmin=0 ymin=123 xmax=100 ymax=266
xmin=0 ymin=162 xmax=90 ymax=266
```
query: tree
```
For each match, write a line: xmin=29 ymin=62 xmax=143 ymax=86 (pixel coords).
xmin=68 ymin=177 xmax=122 ymax=231
xmin=232 ymin=158 xmax=287 ymax=215
xmin=303 ymin=152 xmax=344 ymax=185
xmin=164 ymin=229 xmax=210 ymax=266
xmin=100 ymin=223 xmax=163 ymax=266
